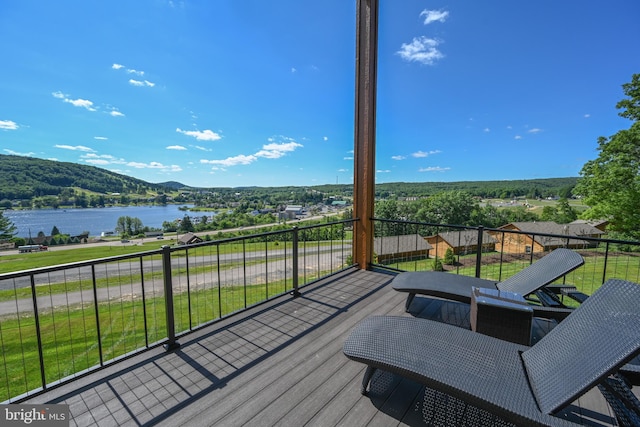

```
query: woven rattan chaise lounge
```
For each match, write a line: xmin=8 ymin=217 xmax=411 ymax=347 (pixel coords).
xmin=343 ymin=279 xmax=640 ymax=426
xmin=392 ymin=248 xmax=584 ymax=314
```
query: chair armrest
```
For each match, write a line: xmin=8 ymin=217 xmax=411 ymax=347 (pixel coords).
xmin=560 ymin=288 xmax=589 ymax=304
xmin=531 ymin=306 xmax=573 ymax=322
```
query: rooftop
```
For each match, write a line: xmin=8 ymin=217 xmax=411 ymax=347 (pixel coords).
xmin=22 ymin=268 xmax=622 ymax=426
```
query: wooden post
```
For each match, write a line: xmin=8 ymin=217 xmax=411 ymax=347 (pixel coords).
xmin=353 ymin=0 xmax=378 ymax=270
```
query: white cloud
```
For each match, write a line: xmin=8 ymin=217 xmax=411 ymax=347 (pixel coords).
xmin=94 ymin=136 xmax=108 ymax=140
xmin=68 ymin=98 xmax=95 ymax=110
xmin=391 ymin=155 xmax=406 ymax=160
xmin=412 ymin=150 xmax=441 ymax=158
xmin=176 ymin=128 xmax=222 ymax=141
xmin=344 ymin=156 xmax=354 ymax=160
xmin=397 ymin=36 xmax=444 ymax=65
xmin=515 ymin=135 xmax=522 ymax=140
xmin=255 ymin=142 xmax=303 ymax=159
xmin=291 ymin=67 xmax=297 ymax=73
xmin=52 ymin=91 xmax=97 ymax=111
xmin=323 ymin=136 xmax=329 ymax=141
xmin=377 ymin=169 xmax=391 ymax=173
xmin=0 ymin=120 xmax=18 ymax=130
xmin=167 ymin=145 xmax=187 ymax=150
xmin=201 ymin=154 xmax=257 ymax=167
xmin=484 ymin=128 xmax=490 ymax=132
xmin=584 ymin=114 xmax=591 ymax=118
xmin=419 ymin=166 xmax=450 ymax=172
xmin=81 ymin=152 xmax=181 ymax=172
xmin=81 ymin=153 xmax=125 ymax=165
xmin=84 ymin=158 xmax=111 ymax=165
xmin=110 ymin=110 xmax=125 ymax=117
xmin=194 ymin=145 xmax=212 ymax=152
xmin=3 ymin=149 xmax=35 ymax=156
xmin=267 ymin=135 xmax=296 ymax=143
xmin=528 ymin=128 xmax=542 ymax=134
xmin=129 ymin=79 xmax=155 ymax=87
xmin=55 ymin=144 xmax=94 ymax=152
xmin=201 ymin=140 xmax=303 ymax=168
xmin=112 ymin=63 xmax=148 ymax=78
xmin=420 ymin=9 xmax=449 ymax=25
xmin=127 ymin=161 xmax=182 ymax=172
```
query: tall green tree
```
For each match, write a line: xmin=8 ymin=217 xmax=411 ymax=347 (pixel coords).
xmin=180 ymin=215 xmax=195 ymax=233
xmin=575 ymin=74 xmax=640 ymax=240
xmin=0 ymin=211 xmax=17 ymax=241
xmin=412 ymin=191 xmax=478 ymax=226
xmin=115 ymin=216 xmax=144 ymax=237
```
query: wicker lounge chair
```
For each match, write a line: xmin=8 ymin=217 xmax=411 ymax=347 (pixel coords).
xmin=343 ymin=279 xmax=640 ymax=426
xmin=392 ymin=248 xmax=584 ymax=313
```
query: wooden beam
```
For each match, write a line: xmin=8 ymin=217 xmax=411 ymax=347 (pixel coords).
xmin=353 ymin=0 xmax=378 ymax=270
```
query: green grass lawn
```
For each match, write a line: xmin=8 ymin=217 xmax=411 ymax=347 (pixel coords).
xmin=0 ymin=278 xmax=296 ymax=402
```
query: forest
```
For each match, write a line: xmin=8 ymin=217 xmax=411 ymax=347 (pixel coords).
xmin=0 ymin=155 xmax=171 ymax=200
xmin=0 ymin=154 xmax=578 ymax=208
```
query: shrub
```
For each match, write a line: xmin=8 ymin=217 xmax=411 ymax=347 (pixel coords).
xmin=444 ymin=248 xmax=456 ymax=265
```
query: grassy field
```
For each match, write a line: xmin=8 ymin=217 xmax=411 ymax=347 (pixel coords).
xmin=0 ymin=279 xmax=295 ymax=402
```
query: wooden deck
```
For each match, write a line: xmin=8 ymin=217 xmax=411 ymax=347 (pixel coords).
xmin=23 ymin=268 xmax=626 ymax=426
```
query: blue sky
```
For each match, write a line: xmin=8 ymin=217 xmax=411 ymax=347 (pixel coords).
xmin=1 ymin=1 xmax=638 ymax=188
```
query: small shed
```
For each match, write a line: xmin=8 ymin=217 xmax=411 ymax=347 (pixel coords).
xmin=426 ymin=230 xmax=496 ymax=257
xmin=178 ymin=232 xmax=203 ymax=246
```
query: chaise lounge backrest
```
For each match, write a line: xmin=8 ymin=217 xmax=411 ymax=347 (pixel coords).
xmin=522 ymin=278 xmax=640 ymax=414
xmin=496 ymin=248 xmax=584 ymax=296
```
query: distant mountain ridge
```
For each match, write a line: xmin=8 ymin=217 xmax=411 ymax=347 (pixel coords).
xmin=0 ymin=154 xmax=579 ymax=200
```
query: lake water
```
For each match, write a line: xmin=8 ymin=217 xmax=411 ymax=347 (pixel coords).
xmin=3 ymin=205 xmax=218 ymax=238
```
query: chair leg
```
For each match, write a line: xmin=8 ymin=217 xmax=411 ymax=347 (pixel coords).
xmin=361 ymin=366 xmax=377 ymax=395
xmin=405 ymin=293 xmax=415 ymax=312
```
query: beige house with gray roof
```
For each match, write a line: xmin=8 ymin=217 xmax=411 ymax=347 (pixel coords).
xmin=426 ymin=229 xmax=497 ymax=257
xmin=492 ymin=221 xmax=604 ymax=254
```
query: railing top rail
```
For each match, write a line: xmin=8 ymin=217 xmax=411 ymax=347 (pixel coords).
xmin=0 ymin=219 xmax=358 ymax=278
xmin=168 ymin=218 xmax=356 ymax=252
xmin=0 ymin=247 xmax=165 ymax=280
xmin=371 ymin=217 xmax=640 ymax=247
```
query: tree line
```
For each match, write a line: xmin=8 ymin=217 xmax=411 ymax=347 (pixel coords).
xmin=374 ymin=191 xmax=578 ymax=235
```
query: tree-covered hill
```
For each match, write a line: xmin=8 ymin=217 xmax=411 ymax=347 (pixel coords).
xmin=0 ymin=155 xmax=174 ymax=200
xmin=0 ymin=154 xmax=578 ymax=202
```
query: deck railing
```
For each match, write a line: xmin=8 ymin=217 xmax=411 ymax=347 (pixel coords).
xmin=372 ymin=218 xmax=640 ymax=297
xmin=0 ymin=219 xmax=355 ymax=403
xmin=3 ymin=216 xmax=639 ymax=403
